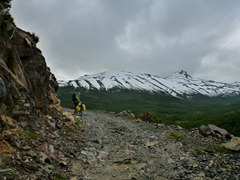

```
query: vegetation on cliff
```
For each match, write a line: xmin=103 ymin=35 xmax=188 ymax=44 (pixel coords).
xmin=0 ymin=0 xmax=12 ymax=13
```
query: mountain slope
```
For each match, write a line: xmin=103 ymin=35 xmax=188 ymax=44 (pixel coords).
xmin=58 ymin=70 xmax=240 ymax=98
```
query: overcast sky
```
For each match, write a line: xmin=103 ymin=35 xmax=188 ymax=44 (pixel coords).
xmin=11 ymin=0 xmax=240 ymax=82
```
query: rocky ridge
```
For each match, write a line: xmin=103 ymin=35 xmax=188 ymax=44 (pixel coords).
xmin=0 ymin=9 xmax=68 ymax=179
xmin=0 ymin=12 xmax=60 ymax=117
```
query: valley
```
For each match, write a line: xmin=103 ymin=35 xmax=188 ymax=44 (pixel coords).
xmin=57 ymin=87 xmax=240 ymax=136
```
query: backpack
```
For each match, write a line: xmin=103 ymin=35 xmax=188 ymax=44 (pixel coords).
xmin=76 ymin=103 xmax=86 ymax=112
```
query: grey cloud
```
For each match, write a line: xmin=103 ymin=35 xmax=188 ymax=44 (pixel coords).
xmin=11 ymin=0 xmax=240 ymax=82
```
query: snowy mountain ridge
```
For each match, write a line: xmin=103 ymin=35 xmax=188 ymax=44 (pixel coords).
xmin=58 ymin=70 xmax=240 ymax=98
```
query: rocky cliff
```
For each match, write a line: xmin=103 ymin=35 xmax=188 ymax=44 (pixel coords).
xmin=0 ymin=13 xmax=60 ymax=117
xmin=0 ymin=9 xmax=74 ymax=179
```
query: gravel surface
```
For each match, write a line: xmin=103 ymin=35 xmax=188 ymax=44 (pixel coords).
xmin=69 ymin=110 xmax=240 ymax=180
xmin=1 ymin=109 xmax=239 ymax=179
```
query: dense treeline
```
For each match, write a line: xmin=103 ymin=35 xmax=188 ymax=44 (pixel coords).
xmin=57 ymin=86 xmax=240 ymax=136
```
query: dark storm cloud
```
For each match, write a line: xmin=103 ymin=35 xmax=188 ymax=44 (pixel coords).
xmin=11 ymin=0 xmax=240 ymax=82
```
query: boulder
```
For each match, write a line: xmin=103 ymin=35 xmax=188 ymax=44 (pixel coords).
xmin=199 ymin=124 xmax=232 ymax=141
xmin=117 ymin=110 xmax=135 ymax=119
xmin=221 ymin=137 xmax=240 ymax=151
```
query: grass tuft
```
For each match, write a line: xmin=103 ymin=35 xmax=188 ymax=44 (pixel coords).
xmin=170 ymin=132 xmax=184 ymax=140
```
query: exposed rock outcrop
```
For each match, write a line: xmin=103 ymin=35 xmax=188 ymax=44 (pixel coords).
xmin=199 ymin=124 xmax=232 ymax=141
xmin=0 ymin=13 xmax=59 ymax=117
xmin=0 ymin=10 xmax=72 ymax=179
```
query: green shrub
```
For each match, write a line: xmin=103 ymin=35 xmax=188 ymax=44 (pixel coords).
xmin=21 ymin=131 xmax=39 ymax=140
xmin=31 ymin=32 xmax=39 ymax=43
xmin=215 ymin=146 xmax=236 ymax=154
xmin=138 ymin=111 xmax=161 ymax=123
xmin=53 ymin=173 xmax=66 ymax=180
xmin=0 ymin=0 xmax=12 ymax=13
xmin=182 ymin=140 xmax=189 ymax=145
xmin=170 ymin=131 xmax=184 ymax=140
xmin=194 ymin=148 xmax=205 ymax=155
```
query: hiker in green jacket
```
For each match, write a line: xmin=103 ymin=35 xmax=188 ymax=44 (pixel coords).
xmin=72 ymin=92 xmax=81 ymax=114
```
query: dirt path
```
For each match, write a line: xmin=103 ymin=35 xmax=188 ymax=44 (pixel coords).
xmin=67 ymin=110 xmax=239 ymax=180
xmin=1 ymin=109 xmax=239 ymax=179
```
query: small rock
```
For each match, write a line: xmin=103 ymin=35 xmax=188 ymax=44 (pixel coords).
xmin=0 ymin=134 xmax=4 ymax=141
xmin=53 ymin=131 xmax=60 ymax=138
xmin=0 ymin=115 xmax=17 ymax=127
xmin=27 ymin=150 xmax=37 ymax=157
xmin=98 ymin=151 xmax=109 ymax=159
xmin=0 ymin=140 xmax=11 ymax=153
xmin=59 ymin=157 xmax=69 ymax=166
xmin=146 ymin=141 xmax=159 ymax=148
xmin=46 ymin=115 xmax=52 ymax=120
xmin=167 ymin=158 xmax=175 ymax=164
xmin=70 ymin=176 xmax=78 ymax=180
xmin=22 ymin=161 xmax=39 ymax=172
xmin=21 ymin=145 xmax=31 ymax=150
xmin=0 ymin=168 xmax=13 ymax=173
xmin=48 ymin=121 xmax=56 ymax=129
xmin=38 ymin=152 xmax=48 ymax=164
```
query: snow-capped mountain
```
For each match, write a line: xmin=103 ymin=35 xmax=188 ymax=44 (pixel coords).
xmin=58 ymin=70 xmax=240 ymax=98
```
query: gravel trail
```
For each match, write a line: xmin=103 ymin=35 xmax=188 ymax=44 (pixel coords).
xmin=68 ymin=110 xmax=240 ymax=180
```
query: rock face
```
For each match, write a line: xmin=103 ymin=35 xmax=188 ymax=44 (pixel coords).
xmin=0 ymin=13 xmax=59 ymax=117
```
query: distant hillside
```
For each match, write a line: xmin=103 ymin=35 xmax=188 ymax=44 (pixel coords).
xmin=57 ymin=85 xmax=240 ymax=136
xmin=58 ymin=70 xmax=240 ymax=98
xmin=57 ymin=70 xmax=240 ymax=136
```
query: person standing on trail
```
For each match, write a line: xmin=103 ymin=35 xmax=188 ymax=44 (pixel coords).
xmin=72 ymin=91 xmax=81 ymax=114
